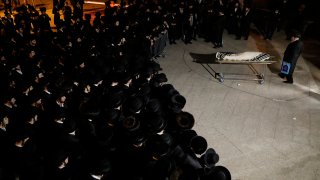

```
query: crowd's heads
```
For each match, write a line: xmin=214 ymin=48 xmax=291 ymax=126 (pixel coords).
xmin=40 ymin=7 xmax=46 ymax=13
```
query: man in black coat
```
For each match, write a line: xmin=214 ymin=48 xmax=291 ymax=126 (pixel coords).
xmin=278 ymin=31 xmax=303 ymax=84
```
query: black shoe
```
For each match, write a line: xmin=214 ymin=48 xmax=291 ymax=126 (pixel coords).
xmin=278 ymin=73 xmax=285 ymax=79
xmin=235 ymin=37 xmax=241 ymax=40
xmin=173 ymin=41 xmax=177 ymax=44
xmin=283 ymin=80 xmax=293 ymax=84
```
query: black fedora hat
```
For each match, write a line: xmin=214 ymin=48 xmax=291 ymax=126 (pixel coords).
xmin=39 ymin=7 xmax=46 ymax=12
xmin=170 ymin=94 xmax=186 ymax=108
xmin=205 ymin=166 xmax=231 ymax=180
xmin=146 ymin=115 xmax=167 ymax=134
xmin=28 ymin=90 xmax=42 ymax=104
xmin=87 ymin=155 xmax=112 ymax=175
xmin=123 ymin=96 xmax=144 ymax=115
xmin=200 ymin=148 xmax=219 ymax=168
xmin=130 ymin=133 xmax=147 ymax=147
xmin=106 ymin=93 xmax=124 ymax=109
xmin=101 ymin=108 xmax=121 ymax=127
xmin=190 ymin=135 xmax=207 ymax=155
xmin=168 ymin=94 xmax=186 ymax=113
xmin=153 ymin=73 xmax=168 ymax=83
xmin=79 ymin=100 xmax=101 ymax=118
xmin=175 ymin=111 xmax=195 ymax=130
xmin=179 ymin=129 xmax=197 ymax=147
xmin=145 ymin=98 xmax=162 ymax=114
xmin=147 ymin=134 xmax=171 ymax=160
xmin=122 ymin=116 xmax=141 ymax=132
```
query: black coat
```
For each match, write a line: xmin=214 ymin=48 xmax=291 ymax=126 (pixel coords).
xmin=283 ymin=39 xmax=303 ymax=74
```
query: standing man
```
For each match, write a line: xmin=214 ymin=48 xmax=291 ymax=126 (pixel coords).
xmin=240 ymin=5 xmax=252 ymax=40
xmin=278 ymin=31 xmax=303 ymax=84
xmin=39 ymin=7 xmax=52 ymax=33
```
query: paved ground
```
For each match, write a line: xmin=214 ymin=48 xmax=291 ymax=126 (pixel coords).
xmin=1 ymin=1 xmax=320 ymax=179
xmin=159 ymin=30 xmax=320 ymax=179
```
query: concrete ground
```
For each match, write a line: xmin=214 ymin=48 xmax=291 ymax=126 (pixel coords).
xmin=1 ymin=1 xmax=320 ymax=179
xmin=159 ymin=30 xmax=320 ymax=179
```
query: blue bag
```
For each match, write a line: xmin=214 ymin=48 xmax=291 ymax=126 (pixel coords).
xmin=280 ymin=61 xmax=291 ymax=75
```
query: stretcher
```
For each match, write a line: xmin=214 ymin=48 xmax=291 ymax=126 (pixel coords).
xmin=190 ymin=52 xmax=277 ymax=84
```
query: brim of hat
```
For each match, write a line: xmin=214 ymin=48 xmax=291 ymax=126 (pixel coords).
xmin=209 ymin=166 xmax=231 ymax=180
xmin=202 ymin=148 xmax=219 ymax=167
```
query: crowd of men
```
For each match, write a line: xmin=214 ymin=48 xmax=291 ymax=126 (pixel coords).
xmin=0 ymin=0 xmax=309 ymax=179
xmin=0 ymin=0 xmax=234 ymax=180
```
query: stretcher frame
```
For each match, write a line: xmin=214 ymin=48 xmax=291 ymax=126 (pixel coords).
xmin=194 ymin=59 xmax=277 ymax=84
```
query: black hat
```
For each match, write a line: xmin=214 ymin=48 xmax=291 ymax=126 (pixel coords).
xmin=40 ymin=7 xmax=46 ymax=12
xmin=161 ymin=84 xmax=175 ymax=93
xmin=129 ymin=132 xmax=147 ymax=146
xmin=85 ymin=14 xmax=91 ymax=20
xmin=152 ymin=159 xmax=173 ymax=177
xmin=149 ymin=140 xmax=170 ymax=160
xmin=204 ymin=166 xmax=231 ymax=180
xmin=141 ymin=66 xmax=153 ymax=77
xmin=122 ymin=116 xmax=140 ymax=132
xmin=153 ymin=73 xmax=168 ymax=83
xmin=146 ymin=99 xmax=162 ymax=114
xmin=190 ymin=135 xmax=207 ymax=155
xmin=165 ymin=87 xmax=179 ymax=99
xmin=179 ymin=129 xmax=197 ymax=147
xmin=22 ymin=106 xmax=38 ymax=121
xmin=79 ymin=100 xmax=101 ymax=118
xmin=119 ymin=72 xmax=132 ymax=84
xmin=146 ymin=115 xmax=166 ymax=134
xmin=101 ymin=108 xmax=121 ymax=127
xmin=160 ymin=133 xmax=173 ymax=147
xmin=59 ymin=79 xmax=74 ymax=94
xmin=170 ymin=94 xmax=186 ymax=108
xmin=91 ymin=73 xmax=104 ymax=85
xmin=53 ymin=109 xmax=67 ymax=120
xmin=63 ymin=119 xmax=77 ymax=133
xmin=107 ymin=93 xmax=124 ymax=108
xmin=96 ymin=126 xmax=114 ymax=147
xmin=16 ymin=79 xmax=33 ymax=93
xmin=2 ymin=91 xmax=15 ymax=102
xmin=124 ymin=96 xmax=144 ymax=114
xmin=291 ymin=30 xmax=302 ymax=39
xmin=87 ymin=155 xmax=111 ymax=175
xmin=139 ymin=84 xmax=151 ymax=96
xmin=0 ymin=109 xmax=9 ymax=121
xmin=148 ymin=61 xmax=162 ymax=73
xmin=169 ymin=94 xmax=186 ymax=113
xmin=175 ymin=111 xmax=195 ymax=130
xmin=12 ymin=125 xmax=30 ymax=141
xmin=50 ymin=146 xmax=69 ymax=168
xmin=28 ymin=90 xmax=42 ymax=104
xmin=200 ymin=148 xmax=219 ymax=169
xmin=178 ymin=164 xmax=200 ymax=180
